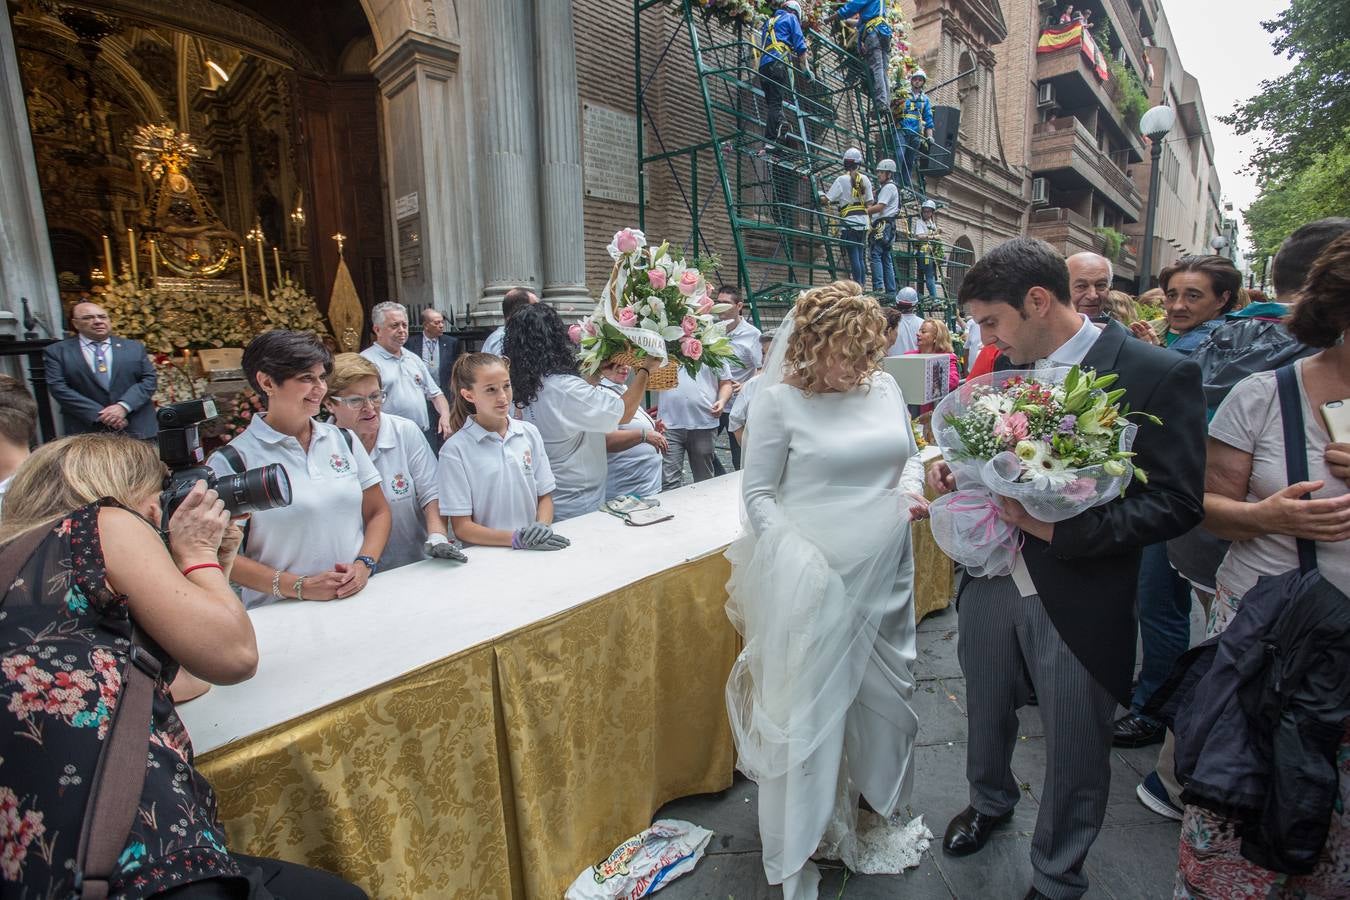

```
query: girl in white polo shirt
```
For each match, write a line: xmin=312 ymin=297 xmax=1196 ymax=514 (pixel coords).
xmin=207 ymin=331 xmax=391 ymax=608
xmin=437 ymin=353 xmax=570 ymax=550
xmin=504 ymin=304 xmax=659 ymax=520
xmin=324 ymin=353 xmax=458 ymax=570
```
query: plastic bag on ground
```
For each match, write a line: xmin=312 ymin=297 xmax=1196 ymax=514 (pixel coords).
xmin=565 ymin=819 xmax=714 ymax=900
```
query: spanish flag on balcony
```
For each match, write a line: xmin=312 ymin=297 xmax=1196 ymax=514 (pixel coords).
xmin=1037 ymin=23 xmax=1110 ymax=84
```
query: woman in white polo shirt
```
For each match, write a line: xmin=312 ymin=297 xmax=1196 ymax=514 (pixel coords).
xmin=324 ymin=353 xmax=456 ymax=570
xmin=599 ymin=360 xmax=666 ymax=499
xmin=207 ymin=331 xmax=391 ymax=608
xmin=505 ymin=304 xmax=658 ymax=520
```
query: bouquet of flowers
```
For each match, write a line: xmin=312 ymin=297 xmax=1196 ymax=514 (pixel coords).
xmin=927 ymin=366 xmax=1158 ymax=576
xmin=574 ymin=228 xmax=740 ymax=390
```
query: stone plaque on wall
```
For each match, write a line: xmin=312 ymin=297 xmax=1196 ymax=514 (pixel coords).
xmin=583 ymin=103 xmax=639 ymax=205
xmin=398 ymin=217 xmax=422 ymax=280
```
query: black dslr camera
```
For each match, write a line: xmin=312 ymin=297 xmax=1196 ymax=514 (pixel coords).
xmin=157 ymin=398 xmax=292 ymax=530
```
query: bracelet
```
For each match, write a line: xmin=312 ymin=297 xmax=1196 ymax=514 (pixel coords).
xmin=182 ymin=562 xmax=223 ymax=577
xmin=293 ymin=576 xmax=306 ymax=603
xmin=271 ymin=569 xmax=284 ymax=599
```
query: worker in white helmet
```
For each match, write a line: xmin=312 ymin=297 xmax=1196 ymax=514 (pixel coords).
xmin=818 ymin=148 xmax=873 ymax=285
xmin=757 ymin=0 xmax=810 ymax=147
xmin=899 ymin=68 xmax=935 ymax=189
xmin=835 ymin=0 xmax=895 ymax=119
xmin=866 ymin=158 xmax=902 ymax=297
xmin=911 ymin=198 xmax=944 ymax=302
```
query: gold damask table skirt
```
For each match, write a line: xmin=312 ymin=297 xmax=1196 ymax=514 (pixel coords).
xmin=198 ymin=553 xmax=739 ymax=899
xmin=913 ymin=518 xmax=955 ymax=621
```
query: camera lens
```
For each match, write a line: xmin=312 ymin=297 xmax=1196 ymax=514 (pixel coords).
xmin=214 ymin=463 xmax=292 ymax=516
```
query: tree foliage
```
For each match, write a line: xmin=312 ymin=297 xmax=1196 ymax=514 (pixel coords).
xmin=1219 ymin=0 xmax=1350 ymax=183
xmin=1244 ymin=135 xmax=1350 ymax=257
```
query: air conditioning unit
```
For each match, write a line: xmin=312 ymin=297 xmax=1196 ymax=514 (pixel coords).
xmin=1036 ymin=82 xmax=1055 ymax=108
xmin=1031 ymin=177 xmax=1049 ymax=205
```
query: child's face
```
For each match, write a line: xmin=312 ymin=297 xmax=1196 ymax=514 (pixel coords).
xmin=461 ymin=364 xmax=513 ymax=420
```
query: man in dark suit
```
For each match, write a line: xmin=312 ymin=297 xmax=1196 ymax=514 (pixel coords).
xmin=405 ymin=307 xmax=460 ymax=449
xmin=44 ymin=301 xmax=158 ymax=439
xmin=929 ymin=238 xmax=1206 ymax=900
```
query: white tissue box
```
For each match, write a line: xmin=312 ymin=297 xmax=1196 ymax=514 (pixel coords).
xmin=883 ymin=354 xmax=951 ymax=405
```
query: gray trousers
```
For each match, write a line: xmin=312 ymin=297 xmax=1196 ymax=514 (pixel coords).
xmin=861 ymin=29 xmax=891 ymax=112
xmin=661 ymin=427 xmax=716 ymax=491
xmin=958 ymin=575 xmax=1118 ymax=900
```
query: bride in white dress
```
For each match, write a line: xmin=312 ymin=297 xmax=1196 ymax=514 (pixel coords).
xmin=726 ymin=281 xmax=928 ymax=899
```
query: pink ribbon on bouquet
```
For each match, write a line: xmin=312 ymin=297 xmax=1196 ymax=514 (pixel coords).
xmin=943 ymin=490 xmax=1025 ymax=556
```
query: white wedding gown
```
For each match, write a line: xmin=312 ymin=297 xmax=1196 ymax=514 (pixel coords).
xmin=726 ymin=371 xmax=927 ymax=899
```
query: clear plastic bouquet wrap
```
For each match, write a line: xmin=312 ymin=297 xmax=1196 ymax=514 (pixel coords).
xmin=928 ymin=366 xmax=1156 ymax=576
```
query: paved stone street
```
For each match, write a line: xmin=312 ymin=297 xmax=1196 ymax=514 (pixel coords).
xmin=651 ymin=601 xmax=1183 ymax=899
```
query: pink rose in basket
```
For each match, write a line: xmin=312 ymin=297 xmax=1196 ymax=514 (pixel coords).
xmin=695 ymin=296 xmax=715 ymax=316
xmin=616 ymin=229 xmax=642 ymax=254
xmin=677 ymin=270 xmax=703 ymax=296
xmin=681 ymin=315 xmax=698 ymax=336
xmin=648 ymin=269 xmax=668 ymax=289
xmin=567 ymin=324 xmax=583 ymax=344
xmin=617 ymin=307 xmax=638 ymax=327
xmin=583 ymin=320 xmax=598 ymax=336
xmin=681 ymin=337 xmax=703 ymax=360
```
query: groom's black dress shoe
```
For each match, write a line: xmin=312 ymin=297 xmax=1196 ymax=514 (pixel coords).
xmin=941 ymin=805 xmax=1014 ymax=856
xmin=1112 ymin=711 xmax=1165 ymax=748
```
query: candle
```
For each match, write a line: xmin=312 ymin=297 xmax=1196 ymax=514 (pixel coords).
xmin=102 ymin=234 xmax=114 ymax=282
xmin=127 ymin=229 xmax=138 ymax=283
xmin=240 ymin=245 xmax=249 ymax=298
xmin=182 ymin=348 xmax=191 ymax=373
xmin=150 ymin=240 xmax=159 ymax=284
xmin=273 ymin=246 xmax=283 ymax=286
xmin=256 ymin=236 xmax=269 ymax=303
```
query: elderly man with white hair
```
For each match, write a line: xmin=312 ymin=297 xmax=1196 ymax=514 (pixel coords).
xmin=361 ymin=301 xmax=451 ymax=441
xmin=1068 ymin=251 xmax=1113 ymax=319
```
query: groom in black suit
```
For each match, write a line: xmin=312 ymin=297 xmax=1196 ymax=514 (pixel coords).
xmin=44 ymin=301 xmax=158 ymax=439
xmin=929 ymin=238 xmax=1206 ymax=899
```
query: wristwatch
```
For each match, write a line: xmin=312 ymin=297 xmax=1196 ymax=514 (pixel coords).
xmin=354 ymin=555 xmax=379 ymax=575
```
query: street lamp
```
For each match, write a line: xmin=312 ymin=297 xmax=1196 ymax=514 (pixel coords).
xmin=1137 ymin=104 xmax=1176 ymax=294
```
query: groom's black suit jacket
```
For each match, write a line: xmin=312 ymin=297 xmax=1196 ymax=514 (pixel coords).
xmin=993 ymin=320 xmax=1206 ymax=704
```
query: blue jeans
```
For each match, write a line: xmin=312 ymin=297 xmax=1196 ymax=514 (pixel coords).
xmin=899 ymin=129 xmax=923 ymax=188
xmin=1132 ymin=542 xmax=1194 ymax=718
xmin=870 ymin=220 xmax=896 ymax=295
xmin=918 ymin=258 xmax=939 ymax=301
xmin=842 ymin=227 xmax=867 ymax=285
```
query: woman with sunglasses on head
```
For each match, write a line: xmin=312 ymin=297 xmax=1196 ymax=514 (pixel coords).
xmin=323 ymin=354 xmax=462 ymax=570
xmin=206 ymin=330 xmax=391 ymax=608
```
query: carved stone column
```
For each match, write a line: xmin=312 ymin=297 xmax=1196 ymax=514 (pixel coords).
xmin=533 ymin=0 xmax=589 ymax=305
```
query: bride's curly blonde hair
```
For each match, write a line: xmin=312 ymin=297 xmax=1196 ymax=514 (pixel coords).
xmin=785 ymin=280 xmax=889 ymax=395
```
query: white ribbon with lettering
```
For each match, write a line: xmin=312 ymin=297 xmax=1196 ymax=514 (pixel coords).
xmin=600 ymin=255 xmax=669 ymax=359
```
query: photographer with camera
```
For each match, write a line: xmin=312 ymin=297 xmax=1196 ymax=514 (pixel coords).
xmin=207 ymin=330 xmax=391 ymax=609
xmin=0 ymin=434 xmax=366 ymax=898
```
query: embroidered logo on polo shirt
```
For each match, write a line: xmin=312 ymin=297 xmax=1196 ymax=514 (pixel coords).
xmin=330 ymin=454 xmax=352 ymax=473
xmin=520 ymin=448 xmax=533 ymax=474
xmin=390 ymin=473 xmax=410 ymax=496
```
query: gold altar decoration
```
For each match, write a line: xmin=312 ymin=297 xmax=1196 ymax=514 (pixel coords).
xmin=327 ymin=232 xmax=363 ymax=352
xmin=131 ymin=123 xmax=238 ymax=279
xmin=197 ymin=553 xmax=740 ymax=899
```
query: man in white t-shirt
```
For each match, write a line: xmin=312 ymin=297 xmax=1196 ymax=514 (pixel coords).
xmin=889 ymin=287 xmax=924 ymax=355
xmin=481 ymin=287 xmax=538 ymax=356
xmin=866 ymin=158 xmax=901 ymax=298
xmin=820 ymin=147 xmax=873 ymax=286
xmin=656 ymin=363 xmax=733 ymax=490
xmin=716 ymin=286 xmax=763 ymax=471
xmin=361 ymin=301 xmax=450 ymax=441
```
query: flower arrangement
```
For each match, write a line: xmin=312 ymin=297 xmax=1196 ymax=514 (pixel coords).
xmin=574 ymin=228 xmax=741 ymax=390
xmin=151 ymin=354 xmax=210 ymax=406
xmin=927 ymin=366 xmax=1159 ymax=576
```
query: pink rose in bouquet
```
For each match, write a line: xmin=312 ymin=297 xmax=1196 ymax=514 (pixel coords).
xmin=696 ymin=296 xmax=715 ymax=315
xmin=681 ymin=337 xmax=703 ymax=360
xmin=615 ymin=229 xmax=642 ymax=254
xmin=681 ymin=315 xmax=698 ymax=336
xmin=992 ymin=411 xmax=1029 ymax=444
xmin=617 ymin=307 xmax=638 ymax=327
xmin=677 ymin=270 xmax=702 ymax=296
xmin=648 ymin=269 xmax=668 ymax=289
xmin=567 ymin=324 xmax=583 ymax=344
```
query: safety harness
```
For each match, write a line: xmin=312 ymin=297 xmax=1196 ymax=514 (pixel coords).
xmin=757 ymin=14 xmax=791 ymax=68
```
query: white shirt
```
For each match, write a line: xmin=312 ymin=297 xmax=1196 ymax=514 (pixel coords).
xmin=657 ymin=364 xmax=727 ymax=431
xmin=965 ymin=320 xmax=983 ymax=370
xmin=825 ymin=173 xmax=873 ymax=228
xmin=438 ymin=416 xmax=555 ymax=533
xmin=888 ymin=312 xmax=923 ymax=356
xmin=207 ymin=416 xmax=381 ymax=609
xmin=1037 ymin=315 xmax=1101 ymax=369
xmin=914 ymin=217 xmax=937 ymax=237
xmin=874 ymin=181 xmax=900 ymax=219
xmin=482 ymin=326 xmax=506 ymax=357
xmin=601 ymin=379 xmax=662 ymax=499
xmin=518 ymin=374 xmax=624 ymax=521
xmin=723 ymin=320 xmax=764 ymax=410
xmin=729 ymin=374 xmax=762 ymax=434
xmin=79 ymin=335 xmax=113 ymax=378
xmin=367 ymin=413 xmax=440 ymax=570
xmin=360 ymin=343 xmax=443 ymax=430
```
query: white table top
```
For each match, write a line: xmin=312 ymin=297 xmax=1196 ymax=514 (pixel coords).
xmin=180 ymin=474 xmax=744 ymax=754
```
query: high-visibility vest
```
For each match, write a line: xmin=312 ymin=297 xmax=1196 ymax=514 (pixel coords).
xmin=901 ymin=94 xmax=929 ymax=130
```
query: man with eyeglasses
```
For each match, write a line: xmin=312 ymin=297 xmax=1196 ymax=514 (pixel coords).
xmin=360 ymin=301 xmax=451 ymax=445
xmin=44 ymin=301 xmax=158 ymax=439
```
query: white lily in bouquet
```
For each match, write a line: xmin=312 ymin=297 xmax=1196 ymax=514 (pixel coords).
xmin=927 ymin=365 xmax=1160 ymax=576
xmin=573 ymin=227 xmax=741 ymax=390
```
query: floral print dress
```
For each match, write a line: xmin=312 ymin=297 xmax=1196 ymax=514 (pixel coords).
xmin=0 ymin=502 xmax=240 ymax=898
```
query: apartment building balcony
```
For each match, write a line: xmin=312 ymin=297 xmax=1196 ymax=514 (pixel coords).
xmin=1031 ymin=117 xmax=1143 ymax=221
xmin=1102 ymin=0 xmax=1148 ymax=73
xmin=1036 ymin=45 xmax=1144 ymax=160
xmin=1028 ymin=207 xmax=1139 ymax=283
